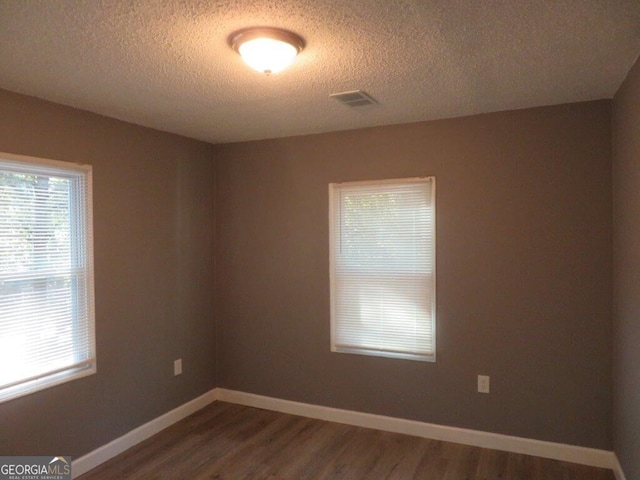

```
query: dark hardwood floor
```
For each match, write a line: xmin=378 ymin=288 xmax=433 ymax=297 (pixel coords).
xmin=77 ymin=401 xmax=615 ymax=480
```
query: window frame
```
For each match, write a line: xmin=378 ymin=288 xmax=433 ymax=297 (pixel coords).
xmin=329 ymin=177 xmax=436 ymax=362
xmin=0 ymin=151 xmax=96 ymax=403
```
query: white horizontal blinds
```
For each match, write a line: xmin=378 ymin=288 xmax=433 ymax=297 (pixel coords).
xmin=330 ymin=178 xmax=435 ymax=362
xmin=0 ymin=156 xmax=95 ymax=401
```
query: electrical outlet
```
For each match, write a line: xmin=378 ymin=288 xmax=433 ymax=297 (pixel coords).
xmin=478 ymin=375 xmax=490 ymax=394
xmin=174 ymin=358 xmax=182 ymax=376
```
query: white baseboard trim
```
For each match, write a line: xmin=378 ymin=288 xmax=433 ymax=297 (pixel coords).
xmin=217 ymin=388 xmax=616 ymax=471
xmin=71 ymin=387 xmax=616 ymax=478
xmin=613 ymin=454 xmax=628 ymax=480
xmin=71 ymin=388 xmax=219 ymax=478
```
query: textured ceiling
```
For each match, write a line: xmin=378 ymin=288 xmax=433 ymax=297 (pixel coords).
xmin=0 ymin=0 xmax=639 ymax=144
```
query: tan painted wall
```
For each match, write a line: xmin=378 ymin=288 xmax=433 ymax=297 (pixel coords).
xmin=0 ymin=89 xmax=217 ymax=457
xmin=613 ymin=54 xmax=640 ymax=479
xmin=215 ymin=101 xmax=613 ymax=448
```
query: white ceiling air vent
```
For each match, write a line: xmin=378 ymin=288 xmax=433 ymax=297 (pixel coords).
xmin=330 ymin=90 xmax=378 ymax=108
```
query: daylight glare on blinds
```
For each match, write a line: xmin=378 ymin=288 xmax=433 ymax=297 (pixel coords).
xmin=0 ymin=154 xmax=95 ymax=403
xmin=329 ymin=178 xmax=435 ymax=362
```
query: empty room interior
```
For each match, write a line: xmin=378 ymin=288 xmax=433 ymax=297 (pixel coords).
xmin=0 ymin=1 xmax=639 ymax=479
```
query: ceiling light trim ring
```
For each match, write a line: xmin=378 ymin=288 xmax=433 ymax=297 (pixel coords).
xmin=229 ymin=27 xmax=305 ymax=54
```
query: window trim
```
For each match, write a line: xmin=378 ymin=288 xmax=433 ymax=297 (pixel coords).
xmin=329 ymin=177 xmax=436 ymax=362
xmin=0 ymin=151 xmax=96 ymax=403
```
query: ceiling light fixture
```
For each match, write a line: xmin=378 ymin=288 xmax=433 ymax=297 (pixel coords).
xmin=229 ymin=27 xmax=305 ymax=75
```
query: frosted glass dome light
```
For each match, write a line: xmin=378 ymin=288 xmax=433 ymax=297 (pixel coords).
xmin=230 ymin=27 xmax=305 ymax=75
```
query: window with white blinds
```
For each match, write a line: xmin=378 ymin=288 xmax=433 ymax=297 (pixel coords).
xmin=0 ymin=153 xmax=95 ymax=403
xmin=329 ymin=177 xmax=436 ymax=362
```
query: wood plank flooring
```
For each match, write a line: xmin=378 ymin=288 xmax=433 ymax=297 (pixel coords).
xmin=77 ymin=401 xmax=615 ymax=480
